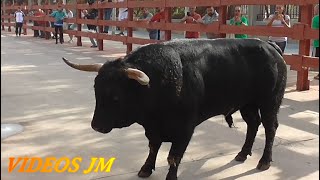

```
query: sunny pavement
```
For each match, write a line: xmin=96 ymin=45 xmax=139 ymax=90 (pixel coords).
xmin=1 ymin=30 xmax=319 ymax=180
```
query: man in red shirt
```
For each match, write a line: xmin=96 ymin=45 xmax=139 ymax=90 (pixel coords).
xmin=180 ymin=7 xmax=201 ymax=38
xmin=149 ymin=8 xmax=165 ymax=40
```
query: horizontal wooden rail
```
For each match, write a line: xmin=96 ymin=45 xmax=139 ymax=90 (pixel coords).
xmin=1 ymin=0 xmax=318 ymax=11
xmin=2 ymin=19 xmax=318 ymax=40
xmin=284 ymin=54 xmax=319 ymax=70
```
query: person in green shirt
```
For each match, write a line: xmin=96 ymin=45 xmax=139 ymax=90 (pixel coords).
xmin=312 ymin=4 xmax=319 ymax=79
xmin=50 ymin=5 xmax=67 ymax=44
xmin=229 ymin=6 xmax=248 ymax=39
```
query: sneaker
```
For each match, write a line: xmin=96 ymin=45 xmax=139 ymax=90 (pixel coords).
xmin=314 ymin=74 xmax=319 ymax=80
xmin=68 ymin=39 xmax=73 ymax=43
xmin=90 ymin=45 xmax=97 ymax=48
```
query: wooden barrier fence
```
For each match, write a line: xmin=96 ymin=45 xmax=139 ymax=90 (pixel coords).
xmin=1 ymin=0 xmax=319 ymax=91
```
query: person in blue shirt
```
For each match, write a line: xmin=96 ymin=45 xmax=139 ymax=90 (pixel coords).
xmin=50 ymin=5 xmax=67 ymax=44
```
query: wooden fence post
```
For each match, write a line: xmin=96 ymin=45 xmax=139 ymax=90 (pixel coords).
xmin=218 ymin=6 xmax=227 ymax=38
xmin=98 ymin=4 xmax=104 ymax=51
xmin=1 ymin=6 xmax=5 ymax=30
xmin=8 ymin=6 xmax=11 ymax=32
xmin=164 ymin=5 xmax=171 ymax=41
xmin=126 ymin=4 xmax=133 ymax=54
xmin=76 ymin=0 xmax=82 ymax=46
xmin=23 ymin=3 xmax=27 ymax=35
xmin=296 ymin=4 xmax=312 ymax=91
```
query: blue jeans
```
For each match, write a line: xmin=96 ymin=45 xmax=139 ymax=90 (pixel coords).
xmin=104 ymin=8 xmax=112 ymax=32
xmin=88 ymin=27 xmax=99 ymax=46
xmin=90 ymin=37 xmax=97 ymax=46
xmin=149 ymin=30 xmax=158 ymax=40
xmin=275 ymin=41 xmax=287 ymax=53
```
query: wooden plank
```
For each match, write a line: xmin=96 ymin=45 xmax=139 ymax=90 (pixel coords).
xmin=304 ymin=28 xmax=319 ymax=40
xmin=166 ymin=23 xmax=219 ymax=33
xmin=128 ymin=0 xmax=164 ymax=8
xmin=96 ymin=33 xmax=126 ymax=42
xmin=97 ymin=19 xmax=127 ymax=27
xmin=221 ymin=0 xmax=308 ymax=5
xmin=166 ymin=0 xmax=220 ymax=7
xmin=220 ymin=25 xmax=296 ymax=38
xmin=302 ymin=56 xmax=319 ymax=69
xmin=127 ymin=37 xmax=160 ymax=45
xmin=283 ymin=54 xmax=302 ymax=66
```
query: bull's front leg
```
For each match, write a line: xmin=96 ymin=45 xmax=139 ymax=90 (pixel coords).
xmin=138 ymin=141 xmax=162 ymax=178
xmin=166 ymin=136 xmax=192 ymax=180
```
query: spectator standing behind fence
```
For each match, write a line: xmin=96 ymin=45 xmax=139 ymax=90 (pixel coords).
xmin=266 ymin=5 xmax=291 ymax=53
xmin=149 ymin=8 xmax=165 ymax=40
xmin=198 ymin=7 xmax=219 ymax=39
xmin=137 ymin=8 xmax=158 ymax=40
xmin=101 ymin=0 xmax=112 ymax=34
xmin=38 ymin=9 xmax=46 ymax=38
xmin=48 ymin=9 xmax=56 ymax=39
xmin=116 ymin=0 xmax=128 ymax=36
xmin=50 ymin=5 xmax=67 ymax=44
xmin=83 ymin=8 xmax=99 ymax=48
xmin=33 ymin=9 xmax=42 ymax=37
xmin=180 ymin=7 xmax=201 ymax=39
xmin=229 ymin=6 xmax=248 ymax=39
xmin=14 ymin=7 xmax=25 ymax=37
xmin=312 ymin=4 xmax=319 ymax=80
xmin=66 ymin=9 xmax=75 ymax=43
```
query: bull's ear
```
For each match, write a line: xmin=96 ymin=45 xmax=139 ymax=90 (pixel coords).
xmin=125 ymin=68 xmax=150 ymax=86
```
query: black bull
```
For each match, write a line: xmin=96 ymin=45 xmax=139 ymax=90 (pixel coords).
xmin=62 ymin=39 xmax=287 ymax=180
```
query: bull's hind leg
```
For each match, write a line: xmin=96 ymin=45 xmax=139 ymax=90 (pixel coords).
xmin=257 ymin=107 xmax=279 ymax=170
xmin=138 ymin=141 xmax=162 ymax=178
xmin=235 ymin=105 xmax=261 ymax=162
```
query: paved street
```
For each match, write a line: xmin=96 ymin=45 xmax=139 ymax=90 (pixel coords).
xmin=1 ymin=30 xmax=319 ymax=180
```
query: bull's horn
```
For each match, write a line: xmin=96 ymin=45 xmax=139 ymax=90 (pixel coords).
xmin=62 ymin=57 xmax=103 ymax=72
xmin=125 ymin=68 xmax=150 ymax=86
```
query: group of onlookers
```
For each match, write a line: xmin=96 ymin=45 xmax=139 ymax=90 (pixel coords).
xmin=13 ymin=3 xmax=319 ymax=79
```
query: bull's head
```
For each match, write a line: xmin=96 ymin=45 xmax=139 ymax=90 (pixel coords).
xmin=62 ymin=57 xmax=150 ymax=134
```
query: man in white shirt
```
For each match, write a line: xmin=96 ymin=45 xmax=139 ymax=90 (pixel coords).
xmin=14 ymin=7 xmax=25 ymax=36
xmin=266 ymin=5 xmax=291 ymax=53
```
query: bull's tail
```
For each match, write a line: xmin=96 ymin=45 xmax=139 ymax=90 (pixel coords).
xmin=267 ymin=41 xmax=283 ymax=56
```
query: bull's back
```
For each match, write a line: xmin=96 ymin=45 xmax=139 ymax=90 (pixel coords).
xmin=166 ymin=39 xmax=285 ymax=118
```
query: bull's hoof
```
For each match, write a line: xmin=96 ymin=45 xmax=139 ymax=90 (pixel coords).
xmin=235 ymin=153 xmax=247 ymax=162
xmin=138 ymin=164 xmax=153 ymax=178
xmin=256 ymin=162 xmax=271 ymax=171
